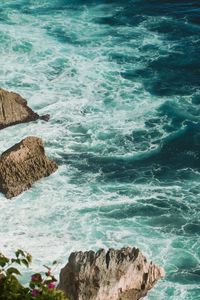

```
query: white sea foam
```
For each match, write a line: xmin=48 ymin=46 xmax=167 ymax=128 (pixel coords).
xmin=0 ymin=2 xmax=199 ymax=299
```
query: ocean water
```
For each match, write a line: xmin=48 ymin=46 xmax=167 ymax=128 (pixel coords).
xmin=0 ymin=0 xmax=200 ymax=299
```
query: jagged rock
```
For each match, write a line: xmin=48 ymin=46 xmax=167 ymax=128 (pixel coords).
xmin=0 ymin=136 xmax=58 ymax=198
xmin=0 ymin=88 xmax=49 ymax=129
xmin=58 ymin=247 xmax=165 ymax=300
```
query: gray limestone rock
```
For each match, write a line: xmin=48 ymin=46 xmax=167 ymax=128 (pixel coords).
xmin=58 ymin=247 xmax=165 ymax=300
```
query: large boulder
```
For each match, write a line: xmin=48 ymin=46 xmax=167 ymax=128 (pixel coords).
xmin=58 ymin=247 xmax=164 ymax=300
xmin=0 ymin=88 xmax=49 ymax=129
xmin=0 ymin=136 xmax=58 ymax=198
xmin=58 ymin=247 xmax=165 ymax=300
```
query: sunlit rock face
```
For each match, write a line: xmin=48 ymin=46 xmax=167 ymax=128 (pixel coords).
xmin=58 ymin=247 xmax=165 ymax=300
xmin=0 ymin=88 xmax=49 ymax=129
xmin=0 ymin=136 xmax=58 ymax=198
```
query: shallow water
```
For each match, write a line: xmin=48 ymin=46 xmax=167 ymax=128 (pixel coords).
xmin=0 ymin=1 xmax=200 ymax=299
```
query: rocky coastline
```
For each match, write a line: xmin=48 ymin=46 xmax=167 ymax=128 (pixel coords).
xmin=0 ymin=88 xmax=164 ymax=299
xmin=58 ymin=247 xmax=164 ymax=300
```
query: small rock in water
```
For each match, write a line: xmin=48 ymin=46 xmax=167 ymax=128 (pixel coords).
xmin=40 ymin=114 xmax=50 ymax=121
xmin=0 ymin=88 xmax=49 ymax=129
xmin=58 ymin=247 xmax=165 ymax=300
xmin=0 ymin=136 xmax=58 ymax=198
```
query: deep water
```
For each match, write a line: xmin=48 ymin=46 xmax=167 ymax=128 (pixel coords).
xmin=0 ymin=0 xmax=200 ymax=299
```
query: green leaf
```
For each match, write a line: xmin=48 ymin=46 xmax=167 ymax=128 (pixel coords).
xmin=52 ymin=260 xmax=58 ymax=265
xmin=21 ymin=259 xmax=29 ymax=268
xmin=11 ymin=258 xmax=21 ymax=265
xmin=16 ymin=259 xmax=21 ymax=265
xmin=51 ymin=276 xmax=57 ymax=282
xmin=26 ymin=254 xmax=32 ymax=263
xmin=0 ymin=255 xmax=9 ymax=267
xmin=29 ymin=282 xmax=35 ymax=289
xmin=15 ymin=249 xmax=26 ymax=259
xmin=15 ymin=250 xmax=20 ymax=258
xmin=6 ymin=267 xmax=21 ymax=276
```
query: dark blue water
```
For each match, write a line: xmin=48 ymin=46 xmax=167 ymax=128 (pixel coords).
xmin=0 ymin=1 xmax=200 ymax=299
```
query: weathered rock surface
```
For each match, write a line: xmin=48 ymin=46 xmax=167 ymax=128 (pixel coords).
xmin=58 ymin=247 xmax=165 ymax=300
xmin=0 ymin=88 xmax=49 ymax=129
xmin=0 ymin=136 xmax=58 ymax=198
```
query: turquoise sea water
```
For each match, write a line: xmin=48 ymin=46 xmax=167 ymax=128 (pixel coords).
xmin=0 ymin=1 xmax=200 ymax=299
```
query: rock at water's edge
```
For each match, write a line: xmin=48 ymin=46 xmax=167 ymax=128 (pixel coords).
xmin=0 ymin=136 xmax=58 ymax=198
xmin=58 ymin=247 xmax=165 ymax=300
xmin=0 ymin=88 xmax=49 ymax=129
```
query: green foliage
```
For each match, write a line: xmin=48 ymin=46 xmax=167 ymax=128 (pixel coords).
xmin=0 ymin=250 xmax=69 ymax=300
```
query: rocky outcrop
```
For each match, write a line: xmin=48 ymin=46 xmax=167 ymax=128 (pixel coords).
xmin=58 ymin=247 xmax=165 ymax=300
xmin=0 ymin=88 xmax=49 ymax=129
xmin=0 ymin=136 xmax=58 ymax=198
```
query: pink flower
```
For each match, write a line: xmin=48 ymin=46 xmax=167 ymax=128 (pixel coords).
xmin=31 ymin=289 xmax=39 ymax=297
xmin=31 ymin=273 xmax=42 ymax=282
xmin=48 ymin=282 xmax=56 ymax=289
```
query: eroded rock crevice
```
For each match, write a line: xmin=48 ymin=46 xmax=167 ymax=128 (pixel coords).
xmin=58 ymin=247 xmax=165 ymax=300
